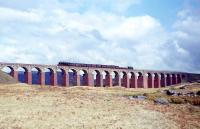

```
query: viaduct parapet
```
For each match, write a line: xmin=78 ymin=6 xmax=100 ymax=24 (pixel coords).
xmin=0 ymin=62 xmax=197 ymax=88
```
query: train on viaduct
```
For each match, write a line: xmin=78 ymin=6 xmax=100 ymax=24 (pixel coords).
xmin=0 ymin=62 xmax=196 ymax=88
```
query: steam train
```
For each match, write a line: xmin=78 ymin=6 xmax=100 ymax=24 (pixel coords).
xmin=58 ymin=61 xmax=133 ymax=69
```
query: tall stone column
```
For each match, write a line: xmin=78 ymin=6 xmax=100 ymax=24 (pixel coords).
xmin=114 ymin=75 xmax=119 ymax=86
xmin=170 ymin=75 xmax=173 ymax=86
xmin=135 ymin=76 xmax=139 ymax=88
xmin=76 ymin=73 xmax=80 ymax=86
xmin=123 ymin=75 xmax=129 ymax=88
xmin=181 ymin=74 xmax=188 ymax=83
xmin=164 ymin=75 xmax=167 ymax=87
xmin=157 ymin=75 xmax=161 ymax=88
xmin=96 ymin=73 xmax=101 ymax=87
xmin=154 ymin=75 xmax=161 ymax=88
xmin=166 ymin=75 xmax=170 ymax=86
xmin=39 ymin=72 xmax=45 ymax=85
xmin=178 ymin=75 xmax=182 ymax=83
xmin=105 ymin=74 xmax=112 ymax=87
xmin=169 ymin=76 xmax=172 ymax=86
xmin=143 ymin=74 xmax=148 ymax=88
xmin=108 ymin=75 xmax=112 ymax=87
xmin=118 ymin=76 xmax=121 ymax=87
xmin=137 ymin=75 xmax=144 ymax=88
xmin=50 ymin=72 xmax=57 ymax=86
xmin=151 ymin=76 xmax=154 ymax=88
xmin=126 ymin=76 xmax=130 ymax=88
xmin=161 ymin=75 xmax=166 ymax=87
xmin=82 ymin=73 xmax=88 ymax=86
xmin=25 ymin=71 xmax=32 ymax=85
xmin=11 ymin=70 xmax=18 ymax=81
xmin=100 ymin=74 xmax=103 ymax=87
xmin=135 ymin=77 xmax=138 ymax=88
xmin=129 ymin=76 xmax=136 ymax=88
xmin=174 ymin=75 xmax=177 ymax=84
xmin=88 ymin=73 xmax=94 ymax=86
xmin=122 ymin=75 xmax=129 ymax=88
xmin=63 ymin=72 xmax=69 ymax=87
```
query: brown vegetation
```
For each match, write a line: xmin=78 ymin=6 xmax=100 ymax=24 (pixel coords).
xmin=0 ymin=72 xmax=199 ymax=129
xmin=0 ymin=71 xmax=18 ymax=84
xmin=0 ymin=83 xmax=199 ymax=129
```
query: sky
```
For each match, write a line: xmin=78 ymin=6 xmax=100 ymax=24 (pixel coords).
xmin=0 ymin=0 xmax=200 ymax=73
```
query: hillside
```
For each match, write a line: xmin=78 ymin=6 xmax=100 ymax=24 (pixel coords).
xmin=0 ymin=84 xmax=199 ymax=129
xmin=0 ymin=71 xmax=18 ymax=84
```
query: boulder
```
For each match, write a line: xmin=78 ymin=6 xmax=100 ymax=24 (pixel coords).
xmin=187 ymin=92 xmax=195 ymax=96
xmin=179 ymin=86 xmax=185 ymax=89
xmin=128 ymin=95 xmax=146 ymax=100
xmin=166 ymin=90 xmax=175 ymax=96
xmin=154 ymin=98 xmax=169 ymax=105
xmin=136 ymin=95 xmax=146 ymax=100
xmin=177 ymin=93 xmax=183 ymax=96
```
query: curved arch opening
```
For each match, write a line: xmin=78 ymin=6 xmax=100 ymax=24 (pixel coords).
xmin=166 ymin=74 xmax=171 ymax=86
xmin=181 ymin=74 xmax=186 ymax=82
xmin=182 ymin=74 xmax=186 ymax=79
xmin=172 ymin=74 xmax=176 ymax=85
xmin=17 ymin=67 xmax=28 ymax=83
xmin=69 ymin=69 xmax=77 ymax=86
xmin=147 ymin=73 xmax=153 ymax=88
xmin=121 ymin=71 xmax=128 ymax=88
xmin=154 ymin=73 xmax=159 ymax=88
xmin=92 ymin=70 xmax=101 ymax=87
xmin=79 ymin=70 xmax=88 ymax=86
xmin=137 ymin=72 xmax=143 ymax=88
xmin=102 ymin=71 xmax=110 ymax=87
xmin=57 ymin=69 xmax=67 ymax=86
xmin=177 ymin=74 xmax=181 ymax=84
xmin=31 ymin=67 xmax=42 ymax=85
xmin=112 ymin=71 xmax=119 ymax=86
xmin=160 ymin=73 xmax=166 ymax=87
xmin=129 ymin=72 xmax=136 ymax=88
xmin=44 ymin=68 xmax=55 ymax=86
xmin=1 ymin=66 xmax=14 ymax=76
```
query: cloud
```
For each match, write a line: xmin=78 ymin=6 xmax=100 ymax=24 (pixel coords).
xmin=0 ymin=6 xmax=166 ymax=68
xmin=0 ymin=0 xmax=140 ymax=14
xmin=170 ymin=9 xmax=200 ymax=72
xmin=0 ymin=7 xmax=42 ymax=22
xmin=82 ymin=0 xmax=141 ymax=13
xmin=0 ymin=0 xmax=199 ymax=73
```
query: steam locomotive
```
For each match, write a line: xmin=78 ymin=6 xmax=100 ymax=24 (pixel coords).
xmin=58 ymin=61 xmax=133 ymax=69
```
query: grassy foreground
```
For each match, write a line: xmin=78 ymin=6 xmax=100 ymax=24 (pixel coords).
xmin=0 ymin=84 xmax=199 ymax=129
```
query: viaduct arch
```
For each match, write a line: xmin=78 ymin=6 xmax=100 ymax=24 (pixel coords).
xmin=0 ymin=62 xmax=190 ymax=88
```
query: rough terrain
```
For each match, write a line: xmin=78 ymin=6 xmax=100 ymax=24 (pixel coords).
xmin=0 ymin=71 xmax=18 ymax=84
xmin=0 ymin=83 xmax=199 ymax=129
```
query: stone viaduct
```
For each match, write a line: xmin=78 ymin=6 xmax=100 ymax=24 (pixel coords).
xmin=0 ymin=62 xmax=191 ymax=88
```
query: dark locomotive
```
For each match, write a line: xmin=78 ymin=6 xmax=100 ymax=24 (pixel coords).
xmin=58 ymin=61 xmax=133 ymax=69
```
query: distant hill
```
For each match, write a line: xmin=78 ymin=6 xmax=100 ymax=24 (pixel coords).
xmin=0 ymin=71 xmax=18 ymax=84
